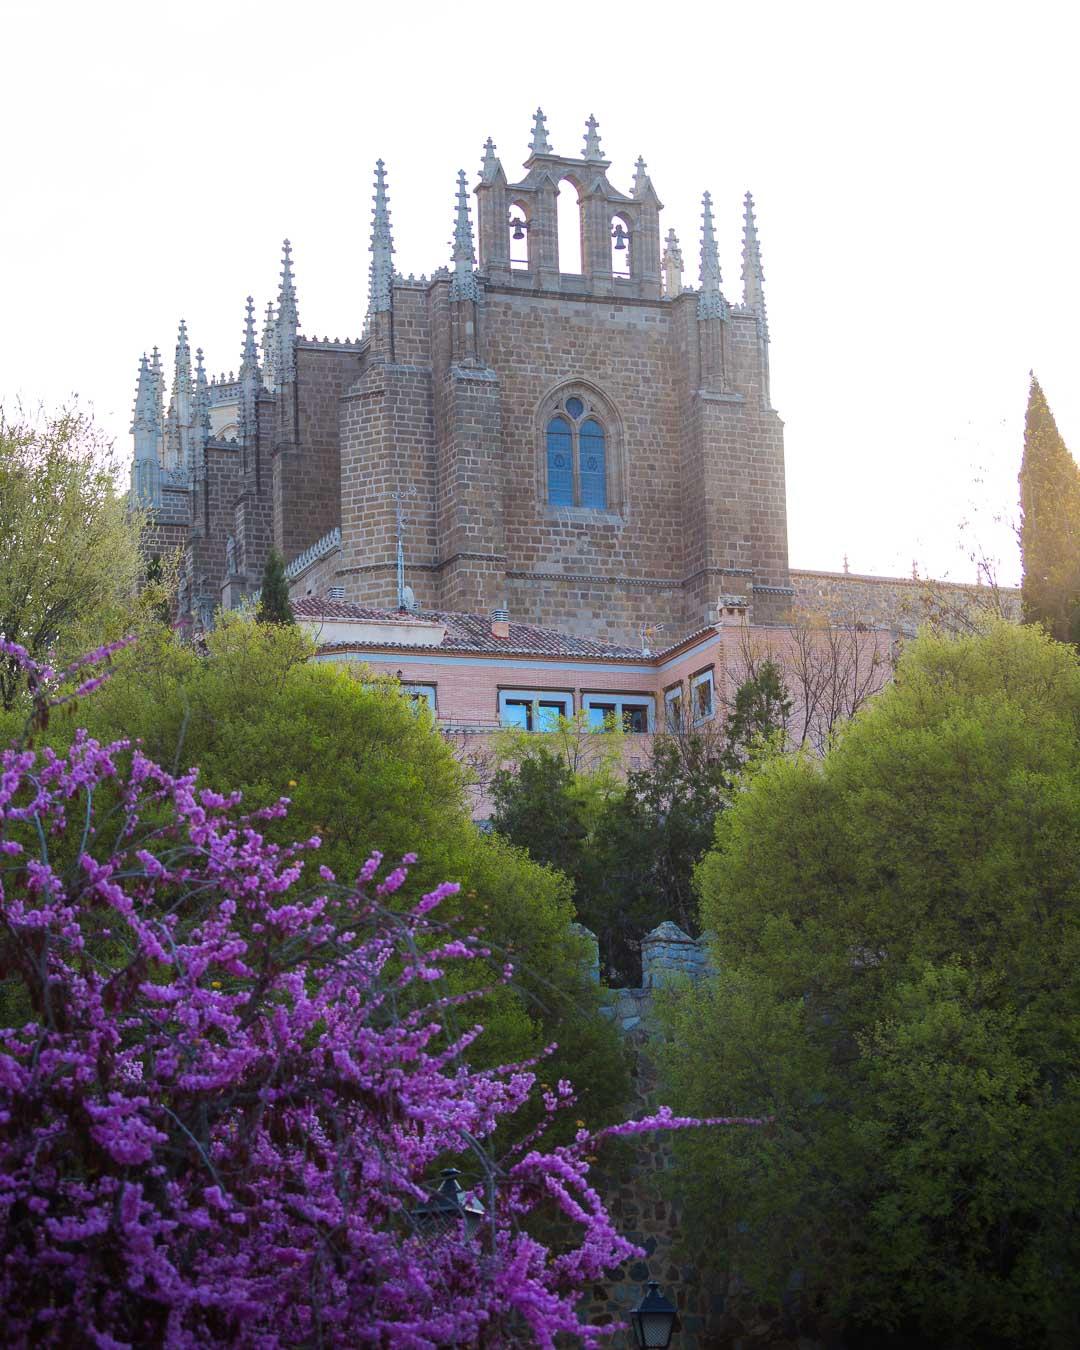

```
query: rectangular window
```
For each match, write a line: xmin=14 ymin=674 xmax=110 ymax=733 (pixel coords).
xmin=582 ymin=693 xmax=655 ymax=733
xmin=691 ymin=669 xmax=715 ymax=723
xmin=664 ymin=684 xmax=684 ymax=732
xmin=402 ymin=683 xmax=436 ymax=713
xmin=498 ymin=689 xmax=573 ymax=731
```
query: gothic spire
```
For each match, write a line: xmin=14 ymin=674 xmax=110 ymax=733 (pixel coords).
xmin=662 ymin=228 xmax=684 ymax=298
xmin=174 ymin=319 xmax=192 ymax=396
xmin=130 ymin=354 xmax=162 ymax=505
xmin=277 ymin=238 xmax=299 ymax=330
xmin=150 ymin=345 xmax=164 ymax=428
xmin=698 ymin=191 xmax=726 ymax=320
xmin=529 ymin=107 xmax=552 ymax=156
xmin=131 ymin=354 xmax=154 ymax=445
xmin=741 ymin=190 xmax=768 ymax=337
xmin=450 ymin=169 xmax=480 ymax=302
xmin=582 ymin=113 xmax=603 ymax=162
xmin=165 ymin=320 xmax=194 ymax=474
xmin=261 ymin=301 xmax=277 ymax=389
xmin=276 ymin=239 xmax=299 ymax=381
xmin=240 ymin=295 xmax=260 ymax=382
xmin=368 ymin=159 xmax=394 ymax=316
xmin=193 ymin=347 xmax=212 ymax=458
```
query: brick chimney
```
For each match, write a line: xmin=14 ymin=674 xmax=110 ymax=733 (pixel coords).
xmin=489 ymin=606 xmax=510 ymax=640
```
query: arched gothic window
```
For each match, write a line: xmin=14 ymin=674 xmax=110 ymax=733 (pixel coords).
xmin=545 ymin=392 xmax=608 ymax=510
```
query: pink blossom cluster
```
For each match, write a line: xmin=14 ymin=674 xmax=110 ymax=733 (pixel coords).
xmin=0 ymin=640 xmax=757 ymax=1347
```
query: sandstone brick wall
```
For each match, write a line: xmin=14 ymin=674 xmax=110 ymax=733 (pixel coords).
xmin=318 ymin=265 xmax=787 ymax=645
xmin=791 ymin=567 xmax=1020 ymax=633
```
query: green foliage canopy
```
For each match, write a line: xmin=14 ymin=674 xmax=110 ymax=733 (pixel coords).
xmin=51 ymin=615 xmax=627 ymax=1128
xmin=0 ymin=408 xmax=147 ymax=710
xmin=661 ymin=622 xmax=1080 ymax=1348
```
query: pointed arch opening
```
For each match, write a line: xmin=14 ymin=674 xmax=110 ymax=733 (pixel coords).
xmin=509 ymin=203 xmax=530 ymax=271
xmin=557 ymin=177 xmax=583 ymax=276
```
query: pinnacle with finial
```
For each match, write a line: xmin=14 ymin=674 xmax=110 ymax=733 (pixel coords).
xmin=131 ymin=353 xmax=156 ymax=441
xmin=698 ymin=191 xmax=726 ymax=320
xmin=480 ymin=136 xmax=500 ymax=182
xmin=194 ymin=348 xmax=211 ymax=440
xmin=529 ymin=107 xmax=552 ymax=156
xmin=173 ymin=320 xmax=193 ymax=395
xmin=369 ymin=159 xmax=395 ymax=316
xmin=240 ymin=296 xmax=260 ymax=380
xmin=278 ymin=238 xmax=299 ymax=328
xmin=583 ymin=113 xmax=603 ymax=161
xmin=741 ymin=190 xmax=768 ymax=336
xmin=632 ymin=155 xmax=649 ymax=196
xmin=662 ymin=228 xmax=684 ymax=298
xmin=450 ymin=168 xmax=481 ymax=302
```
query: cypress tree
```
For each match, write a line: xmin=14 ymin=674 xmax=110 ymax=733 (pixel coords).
xmin=256 ymin=548 xmax=295 ymax=625
xmin=1019 ymin=375 xmax=1080 ymax=644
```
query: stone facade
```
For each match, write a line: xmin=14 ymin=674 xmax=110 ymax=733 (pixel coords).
xmin=791 ymin=567 xmax=1020 ymax=635
xmin=129 ymin=112 xmax=790 ymax=644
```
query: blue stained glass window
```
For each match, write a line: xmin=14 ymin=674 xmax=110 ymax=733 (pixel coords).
xmin=579 ymin=418 xmax=606 ymax=509
xmin=565 ymin=396 xmax=584 ymax=419
xmin=546 ymin=416 xmax=574 ymax=505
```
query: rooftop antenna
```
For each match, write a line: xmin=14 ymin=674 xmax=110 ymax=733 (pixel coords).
xmin=640 ymin=621 xmax=664 ymax=657
xmin=391 ymin=484 xmax=417 ymax=610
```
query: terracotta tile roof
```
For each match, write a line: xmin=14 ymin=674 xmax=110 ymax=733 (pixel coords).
xmin=294 ymin=596 xmax=647 ymax=660
xmin=292 ymin=597 xmax=431 ymax=624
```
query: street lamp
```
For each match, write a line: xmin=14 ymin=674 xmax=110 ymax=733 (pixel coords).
xmin=411 ymin=1167 xmax=485 ymax=1240
xmin=629 ymin=1280 xmax=678 ymax=1349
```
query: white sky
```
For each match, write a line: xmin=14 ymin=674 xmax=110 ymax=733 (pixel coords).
xmin=3 ymin=0 xmax=1078 ymax=588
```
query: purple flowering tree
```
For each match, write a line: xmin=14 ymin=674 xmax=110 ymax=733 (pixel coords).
xmin=0 ymin=639 xmax=760 ymax=1347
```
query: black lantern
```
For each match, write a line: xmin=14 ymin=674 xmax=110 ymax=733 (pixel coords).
xmin=411 ymin=1167 xmax=485 ymax=1240
xmin=611 ymin=222 xmax=629 ymax=251
xmin=630 ymin=1280 xmax=678 ymax=1349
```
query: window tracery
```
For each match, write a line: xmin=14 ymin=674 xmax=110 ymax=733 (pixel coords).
xmin=543 ymin=389 xmax=612 ymax=511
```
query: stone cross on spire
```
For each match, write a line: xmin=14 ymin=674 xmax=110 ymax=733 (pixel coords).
xmin=529 ymin=107 xmax=552 ymax=155
xmin=240 ymin=296 xmax=260 ymax=382
xmin=480 ymin=136 xmax=500 ymax=182
xmin=698 ymin=191 xmax=726 ymax=320
xmin=368 ymin=159 xmax=394 ymax=316
xmin=662 ymin=228 xmax=684 ymax=298
xmin=741 ymin=190 xmax=768 ymax=338
xmin=582 ymin=113 xmax=603 ymax=161
xmin=450 ymin=169 xmax=480 ymax=302
xmin=632 ymin=156 xmax=650 ymax=197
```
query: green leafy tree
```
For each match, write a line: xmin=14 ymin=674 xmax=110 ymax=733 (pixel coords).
xmin=491 ymin=671 xmax=795 ymax=986
xmin=256 ymin=547 xmax=295 ymax=625
xmin=722 ymin=656 xmax=793 ymax=772
xmin=1019 ymin=375 xmax=1080 ymax=644
xmin=64 ymin=614 xmax=627 ymax=1128
xmin=0 ymin=407 xmax=146 ymax=710
xmin=492 ymin=747 xmax=589 ymax=880
xmin=661 ymin=622 xmax=1080 ymax=1348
